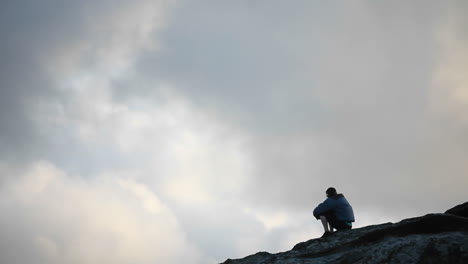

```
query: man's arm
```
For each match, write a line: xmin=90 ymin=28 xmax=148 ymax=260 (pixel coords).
xmin=313 ymin=198 xmax=335 ymax=219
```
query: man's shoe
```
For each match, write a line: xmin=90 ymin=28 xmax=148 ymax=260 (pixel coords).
xmin=321 ymin=231 xmax=332 ymax=238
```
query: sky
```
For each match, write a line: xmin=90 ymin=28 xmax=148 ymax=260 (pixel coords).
xmin=1 ymin=0 xmax=467 ymax=263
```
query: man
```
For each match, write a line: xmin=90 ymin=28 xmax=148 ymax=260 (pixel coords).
xmin=313 ymin=187 xmax=355 ymax=238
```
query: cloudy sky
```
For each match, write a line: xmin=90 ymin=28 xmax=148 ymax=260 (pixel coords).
xmin=1 ymin=0 xmax=467 ymax=263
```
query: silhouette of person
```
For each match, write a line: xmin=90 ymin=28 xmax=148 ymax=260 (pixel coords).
xmin=313 ymin=187 xmax=355 ymax=238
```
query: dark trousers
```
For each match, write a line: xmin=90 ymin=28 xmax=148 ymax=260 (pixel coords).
xmin=321 ymin=211 xmax=352 ymax=231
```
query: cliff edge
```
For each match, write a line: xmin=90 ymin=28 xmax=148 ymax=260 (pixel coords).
xmin=221 ymin=202 xmax=468 ymax=264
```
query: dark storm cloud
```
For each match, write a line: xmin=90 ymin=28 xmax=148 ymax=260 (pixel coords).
xmin=0 ymin=0 xmax=168 ymax=173
xmin=0 ymin=1 xmax=106 ymax=162
xmin=0 ymin=1 xmax=57 ymax=161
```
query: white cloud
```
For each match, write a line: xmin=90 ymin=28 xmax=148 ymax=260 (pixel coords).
xmin=0 ymin=161 xmax=206 ymax=264
xmin=30 ymin=75 xmax=259 ymax=261
xmin=431 ymin=16 xmax=468 ymax=123
xmin=33 ymin=56 xmax=255 ymax=202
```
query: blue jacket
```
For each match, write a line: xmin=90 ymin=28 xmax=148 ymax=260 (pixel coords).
xmin=313 ymin=194 xmax=355 ymax=222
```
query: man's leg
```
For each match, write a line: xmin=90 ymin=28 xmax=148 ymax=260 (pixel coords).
xmin=320 ymin=216 xmax=331 ymax=232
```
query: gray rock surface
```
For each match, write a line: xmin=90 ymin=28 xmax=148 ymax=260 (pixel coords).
xmin=221 ymin=202 xmax=468 ymax=264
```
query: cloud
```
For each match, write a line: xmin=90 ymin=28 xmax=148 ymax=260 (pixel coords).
xmin=0 ymin=161 xmax=205 ymax=264
xmin=431 ymin=3 xmax=468 ymax=122
xmin=126 ymin=0 xmax=468 ymax=230
xmin=2 ymin=1 xmax=468 ymax=263
xmin=29 ymin=68 xmax=263 ymax=261
xmin=0 ymin=0 xmax=173 ymax=162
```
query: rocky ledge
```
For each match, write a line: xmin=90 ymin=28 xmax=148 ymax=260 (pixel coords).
xmin=221 ymin=202 xmax=468 ymax=264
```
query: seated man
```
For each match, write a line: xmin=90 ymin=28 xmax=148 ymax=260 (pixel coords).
xmin=313 ymin=187 xmax=355 ymax=238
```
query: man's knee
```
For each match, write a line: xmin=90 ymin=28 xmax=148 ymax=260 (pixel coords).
xmin=320 ymin=212 xmax=335 ymax=221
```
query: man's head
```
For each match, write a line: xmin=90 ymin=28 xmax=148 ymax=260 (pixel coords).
xmin=326 ymin=187 xmax=337 ymax=197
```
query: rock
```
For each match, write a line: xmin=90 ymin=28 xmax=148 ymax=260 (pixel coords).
xmin=445 ymin=201 xmax=468 ymax=218
xmin=220 ymin=202 xmax=468 ymax=264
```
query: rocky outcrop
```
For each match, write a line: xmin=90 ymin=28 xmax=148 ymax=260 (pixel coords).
xmin=221 ymin=202 xmax=468 ymax=264
xmin=445 ymin=201 xmax=468 ymax=218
